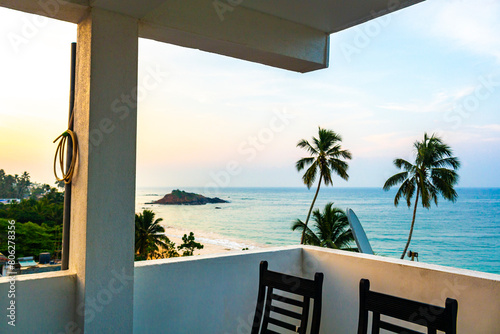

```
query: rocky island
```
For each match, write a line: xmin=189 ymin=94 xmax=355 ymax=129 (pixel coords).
xmin=149 ymin=189 xmax=229 ymax=205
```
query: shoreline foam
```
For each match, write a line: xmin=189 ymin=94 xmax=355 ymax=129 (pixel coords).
xmin=162 ymin=225 xmax=264 ymax=256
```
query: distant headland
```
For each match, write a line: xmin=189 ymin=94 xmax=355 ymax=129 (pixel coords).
xmin=148 ymin=189 xmax=229 ymax=205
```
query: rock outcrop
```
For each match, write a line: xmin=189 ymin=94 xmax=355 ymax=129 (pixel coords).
xmin=150 ymin=189 xmax=229 ymax=205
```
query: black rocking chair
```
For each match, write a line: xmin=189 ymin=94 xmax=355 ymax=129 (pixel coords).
xmin=251 ymin=261 xmax=324 ymax=334
xmin=357 ymin=278 xmax=458 ymax=334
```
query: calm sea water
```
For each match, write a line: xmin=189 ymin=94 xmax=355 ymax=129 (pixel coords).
xmin=136 ymin=187 xmax=500 ymax=275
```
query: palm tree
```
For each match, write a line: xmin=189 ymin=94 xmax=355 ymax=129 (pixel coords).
xmin=383 ymin=133 xmax=460 ymax=259
xmin=292 ymin=202 xmax=356 ymax=250
xmin=296 ymin=127 xmax=352 ymax=244
xmin=134 ymin=209 xmax=170 ymax=260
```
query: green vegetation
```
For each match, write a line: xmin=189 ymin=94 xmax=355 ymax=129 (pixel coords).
xmin=0 ymin=168 xmax=206 ymax=262
xmin=295 ymin=127 xmax=352 ymax=244
xmin=0 ymin=170 xmax=31 ymax=199
xmin=0 ymin=170 xmax=64 ymax=260
xmin=383 ymin=133 xmax=460 ymax=259
xmin=134 ymin=209 xmax=204 ymax=260
xmin=292 ymin=203 xmax=356 ymax=251
xmin=0 ymin=219 xmax=61 ymax=259
xmin=0 ymin=169 xmax=61 ymax=204
xmin=0 ymin=169 xmax=64 ymax=259
xmin=0 ymin=198 xmax=63 ymax=261
xmin=134 ymin=209 xmax=171 ymax=260
xmin=0 ymin=189 xmax=64 ymax=227
xmin=178 ymin=232 xmax=204 ymax=256
xmin=172 ymin=189 xmax=196 ymax=200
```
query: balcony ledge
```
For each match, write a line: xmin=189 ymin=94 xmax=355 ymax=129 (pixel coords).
xmin=1 ymin=246 xmax=499 ymax=333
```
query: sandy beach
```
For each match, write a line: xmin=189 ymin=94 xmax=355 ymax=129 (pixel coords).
xmin=166 ymin=234 xmax=233 ymax=256
xmin=163 ymin=226 xmax=262 ymax=256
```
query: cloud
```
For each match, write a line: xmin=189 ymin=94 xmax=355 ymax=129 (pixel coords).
xmin=414 ymin=0 xmax=500 ymax=63
xmin=437 ymin=124 xmax=500 ymax=145
xmin=377 ymin=88 xmax=474 ymax=113
xmin=473 ymin=124 xmax=500 ymax=132
xmin=355 ymin=132 xmax=416 ymax=157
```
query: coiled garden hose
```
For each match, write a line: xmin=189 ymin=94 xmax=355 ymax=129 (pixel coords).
xmin=53 ymin=114 xmax=78 ymax=184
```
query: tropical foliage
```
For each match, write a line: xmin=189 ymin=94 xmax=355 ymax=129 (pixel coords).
xmin=383 ymin=133 xmax=460 ymax=259
xmin=134 ymin=210 xmax=171 ymax=260
xmin=292 ymin=203 xmax=356 ymax=251
xmin=0 ymin=177 xmax=64 ymax=261
xmin=0 ymin=169 xmax=31 ymax=199
xmin=0 ymin=219 xmax=62 ymax=260
xmin=158 ymin=239 xmax=180 ymax=259
xmin=0 ymin=169 xmax=209 ymax=263
xmin=134 ymin=209 xmax=204 ymax=260
xmin=0 ymin=189 xmax=64 ymax=227
xmin=296 ymin=127 xmax=352 ymax=244
xmin=177 ymin=232 xmax=204 ymax=256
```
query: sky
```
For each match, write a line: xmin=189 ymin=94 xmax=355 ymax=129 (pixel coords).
xmin=0 ymin=0 xmax=499 ymax=189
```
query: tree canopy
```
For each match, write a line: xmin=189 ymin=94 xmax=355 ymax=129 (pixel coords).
xmin=0 ymin=169 xmax=31 ymax=199
xmin=383 ymin=133 xmax=460 ymax=259
xmin=292 ymin=202 xmax=356 ymax=251
xmin=296 ymin=127 xmax=352 ymax=244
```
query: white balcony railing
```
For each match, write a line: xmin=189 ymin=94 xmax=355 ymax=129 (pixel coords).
xmin=1 ymin=246 xmax=499 ymax=333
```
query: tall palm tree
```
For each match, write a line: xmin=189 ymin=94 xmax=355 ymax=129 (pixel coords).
xmin=135 ymin=209 xmax=170 ymax=260
xmin=383 ymin=133 xmax=460 ymax=259
xmin=292 ymin=202 xmax=356 ymax=250
xmin=296 ymin=127 xmax=352 ymax=244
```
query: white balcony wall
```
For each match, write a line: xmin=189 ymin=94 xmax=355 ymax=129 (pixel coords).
xmin=133 ymin=246 xmax=500 ymax=334
xmin=302 ymin=246 xmax=500 ymax=334
xmin=1 ymin=246 xmax=499 ymax=333
xmin=133 ymin=246 xmax=303 ymax=333
xmin=0 ymin=271 xmax=76 ymax=333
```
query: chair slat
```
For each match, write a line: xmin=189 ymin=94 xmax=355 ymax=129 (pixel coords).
xmin=251 ymin=261 xmax=324 ymax=334
xmin=270 ymin=305 xmax=303 ymax=320
xmin=263 ymin=270 xmax=318 ymax=297
xmin=264 ymin=330 xmax=280 ymax=334
xmin=272 ymin=293 xmax=304 ymax=307
xmin=267 ymin=316 xmax=298 ymax=331
xmin=366 ymin=291 xmax=449 ymax=330
xmin=379 ymin=320 xmax=424 ymax=334
xmin=357 ymin=279 xmax=458 ymax=334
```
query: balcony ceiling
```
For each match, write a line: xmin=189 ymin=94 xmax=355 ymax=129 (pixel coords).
xmin=80 ymin=0 xmax=423 ymax=34
xmin=0 ymin=0 xmax=425 ymax=72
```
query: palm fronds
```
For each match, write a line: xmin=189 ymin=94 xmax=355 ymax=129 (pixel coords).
xmin=383 ymin=132 xmax=460 ymax=259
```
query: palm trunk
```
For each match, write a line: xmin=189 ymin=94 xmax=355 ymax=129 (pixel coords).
xmin=401 ymin=186 xmax=420 ymax=259
xmin=301 ymin=174 xmax=323 ymax=244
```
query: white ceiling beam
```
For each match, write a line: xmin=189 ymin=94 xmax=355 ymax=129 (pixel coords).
xmin=139 ymin=0 xmax=329 ymax=73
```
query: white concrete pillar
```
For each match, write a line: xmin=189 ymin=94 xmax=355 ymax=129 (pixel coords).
xmin=70 ymin=8 xmax=138 ymax=333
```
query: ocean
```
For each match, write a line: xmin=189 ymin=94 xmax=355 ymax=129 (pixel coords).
xmin=136 ymin=187 xmax=500 ymax=275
